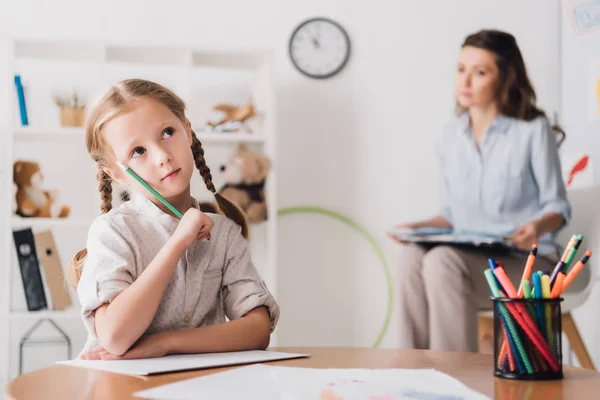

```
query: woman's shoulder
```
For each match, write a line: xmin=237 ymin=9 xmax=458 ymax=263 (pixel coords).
xmin=436 ymin=113 xmax=469 ymax=148
xmin=507 ymin=114 xmax=552 ymax=134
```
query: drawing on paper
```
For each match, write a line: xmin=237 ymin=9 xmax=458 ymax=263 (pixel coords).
xmin=568 ymin=0 xmax=600 ymax=35
xmin=562 ymin=152 xmax=594 ymax=189
xmin=318 ymin=378 xmax=467 ymax=400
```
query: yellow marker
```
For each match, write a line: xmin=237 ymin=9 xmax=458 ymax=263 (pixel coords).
xmin=541 ymin=275 xmax=551 ymax=299
xmin=541 ymin=274 xmax=553 ymax=353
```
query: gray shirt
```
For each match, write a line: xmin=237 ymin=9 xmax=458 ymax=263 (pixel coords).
xmin=77 ymin=192 xmax=279 ymax=356
xmin=437 ymin=113 xmax=571 ymax=256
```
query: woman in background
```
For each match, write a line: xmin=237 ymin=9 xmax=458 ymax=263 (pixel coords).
xmin=395 ymin=29 xmax=570 ymax=353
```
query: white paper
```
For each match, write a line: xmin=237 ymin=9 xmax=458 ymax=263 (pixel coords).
xmin=56 ymin=350 xmax=309 ymax=376
xmin=134 ymin=364 xmax=490 ymax=400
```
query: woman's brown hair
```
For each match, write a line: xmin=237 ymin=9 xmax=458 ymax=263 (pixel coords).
xmin=458 ymin=29 xmax=565 ymax=145
xmin=68 ymin=79 xmax=248 ymax=288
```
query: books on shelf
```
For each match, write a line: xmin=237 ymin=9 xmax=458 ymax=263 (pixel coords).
xmin=388 ymin=227 xmax=516 ymax=250
xmin=11 ymin=228 xmax=72 ymax=313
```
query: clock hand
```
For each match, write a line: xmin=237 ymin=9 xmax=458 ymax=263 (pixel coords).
xmin=312 ymin=37 xmax=321 ymax=49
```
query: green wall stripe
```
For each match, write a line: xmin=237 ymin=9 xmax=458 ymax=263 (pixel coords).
xmin=277 ymin=206 xmax=393 ymax=348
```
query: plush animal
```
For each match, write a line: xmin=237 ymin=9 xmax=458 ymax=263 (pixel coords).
xmin=13 ymin=161 xmax=70 ymax=218
xmin=200 ymin=145 xmax=270 ymax=223
xmin=205 ymin=101 xmax=257 ymax=133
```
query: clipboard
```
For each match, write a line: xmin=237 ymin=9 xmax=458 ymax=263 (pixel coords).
xmin=388 ymin=227 xmax=517 ymax=251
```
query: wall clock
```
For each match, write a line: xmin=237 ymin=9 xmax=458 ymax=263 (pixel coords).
xmin=289 ymin=17 xmax=351 ymax=79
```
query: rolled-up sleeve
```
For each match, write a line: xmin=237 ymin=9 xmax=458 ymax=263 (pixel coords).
xmin=221 ymin=223 xmax=279 ymax=332
xmin=530 ymin=118 xmax=571 ymax=224
xmin=77 ymin=217 xmax=136 ymax=338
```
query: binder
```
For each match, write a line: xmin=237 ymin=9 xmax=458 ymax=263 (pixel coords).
xmin=13 ymin=228 xmax=47 ymax=311
xmin=34 ymin=230 xmax=72 ymax=310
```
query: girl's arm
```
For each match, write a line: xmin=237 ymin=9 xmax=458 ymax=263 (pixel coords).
xmin=95 ymin=208 xmax=210 ymax=355
xmin=94 ymin=236 xmax=185 ymax=355
xmin=81 ymin=306 xmax=270 ymax=360
xmin=164 ymin=306 xmax=271 ymax=354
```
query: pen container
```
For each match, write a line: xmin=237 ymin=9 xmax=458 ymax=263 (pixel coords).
xmin=492 ymin=297 xmax=563 ymax=380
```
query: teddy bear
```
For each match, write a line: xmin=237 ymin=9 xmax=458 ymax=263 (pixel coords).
xmin=199 ymin=145 xmax=270 ymax=223
xmin=13 ymin=160 xmax=70 ymax=218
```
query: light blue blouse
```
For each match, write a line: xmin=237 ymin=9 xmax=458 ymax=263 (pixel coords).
xmin=437 ymin=113 xmax=571 ymax=256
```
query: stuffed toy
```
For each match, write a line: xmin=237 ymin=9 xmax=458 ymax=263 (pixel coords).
xmin=205 ymin=101 xmax=257 ymax=133
xmin=13 ymin=160 xmax=70 ymax=218
xmin=200 ymin=145 xmax=270 ymax=223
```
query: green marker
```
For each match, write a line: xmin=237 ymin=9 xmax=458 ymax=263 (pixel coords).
xmin=117 ymin=161 xmax=183 ymax=218
xmin=563 ymin=234 xmax=584 ymax=273
xmin=522 ymin=280 xmax=532 ymax=299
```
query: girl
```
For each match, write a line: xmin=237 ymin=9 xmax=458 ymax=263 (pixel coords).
xmin=395 ymin=29 xmax=570 ymax=352
xmin=70 ymin=79 xmax=279 ymax=360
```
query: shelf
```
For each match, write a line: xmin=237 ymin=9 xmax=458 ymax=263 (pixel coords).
xmin=106 ymin=45 xmax=189 ymax=66
xmin=13 ymin=126 xmax=85 ymax=140
xmin=192 ymin=50 xmax=267 ymax=70
xmin=13 ymin=127 xmax=265 ymax=143
xmin=9 ymin=309 xmax=80 ymax=320
xmin=193 ymin=131 xmax=265 ymax=143
xmin=14 ymin=40 xmax=104 ymax=63
xmin=12 ymin=217 xmax=93 ymax=230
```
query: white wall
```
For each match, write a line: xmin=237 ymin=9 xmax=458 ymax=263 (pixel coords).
xmin=1 ymin=0 xmax=575 ymax=383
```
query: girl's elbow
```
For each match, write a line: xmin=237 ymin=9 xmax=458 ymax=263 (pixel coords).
xmin=256 ymin=320 xmax=271 ymax=350
xmin=256 ymin=331 xmax=270 ymax=350
xmin=98 ymin=328 xmax=132 ymax=356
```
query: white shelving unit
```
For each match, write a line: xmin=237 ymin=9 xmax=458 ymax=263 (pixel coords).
xmin=1 ymin=38 xmax=277 ymax=385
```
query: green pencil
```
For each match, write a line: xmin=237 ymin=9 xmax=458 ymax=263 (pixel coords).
xmin=117 ymin=161 xmax=183 ymax=218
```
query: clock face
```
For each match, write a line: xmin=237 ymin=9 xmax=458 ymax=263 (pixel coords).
xmin=289 ymin=17 xmax=351 ymax=79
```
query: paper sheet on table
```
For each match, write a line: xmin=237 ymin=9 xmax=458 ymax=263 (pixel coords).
xmin=57 ymin=350 xmax=309 ymax=376
xmin=134 ymin=364 xmax=490 ymax=400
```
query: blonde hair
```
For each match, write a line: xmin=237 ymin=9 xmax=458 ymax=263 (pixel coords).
xmin=68 ymin=79 xmax=249 ymax=288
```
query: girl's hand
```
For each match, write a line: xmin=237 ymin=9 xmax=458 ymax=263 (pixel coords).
xmin=173 ymin=208 xmax=214 ymax=250
xmin=80 ymin=332 xmax=169 ymax=360
xmin=508 ymin=220 xmax=539 ymax=251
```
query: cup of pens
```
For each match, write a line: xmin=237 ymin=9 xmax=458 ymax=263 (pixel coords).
xmin=485 ymin=236 xmax=592 ymax=380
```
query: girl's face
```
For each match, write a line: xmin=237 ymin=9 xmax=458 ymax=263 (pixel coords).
xmin=102 ymin=98 xmax=195 ymax=199
xmin=455 ymin=46 xmax=500 ymax=110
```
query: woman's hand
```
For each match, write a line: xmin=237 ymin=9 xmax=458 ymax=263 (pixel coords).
xmin=394 ymin=216 xmax=452 ymax=231
xmin=508 ymin=220 xmax=539 ymax=250
xmin=394 ymin=222 xmax=420 ymax=230
xmin=80 ymin=332 xmax=170 ymax=360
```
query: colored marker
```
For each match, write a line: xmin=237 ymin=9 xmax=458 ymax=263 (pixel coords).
xmin=561 ymin=250 xmax=592 ymax=294
xmin=518 ymin=244 xmax=538 ymax=298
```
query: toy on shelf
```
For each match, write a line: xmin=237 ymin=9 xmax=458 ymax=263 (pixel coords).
xmin=203 ymin=100 xmax=260 ymax=134
xmin=13 ymin=160 xmax=71 ymax=218
xmin=200 ymin=144 xmax=270 ymax=223
xmin=54 ymin=90 xmax=86 ymax=127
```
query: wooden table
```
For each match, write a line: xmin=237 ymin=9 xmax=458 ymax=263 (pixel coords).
xmin=5 ymin=347 xmax=600 ymax=399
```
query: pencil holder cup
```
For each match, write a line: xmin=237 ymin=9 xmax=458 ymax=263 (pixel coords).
xmin=492 ymin=297 xmax=563 ymax=380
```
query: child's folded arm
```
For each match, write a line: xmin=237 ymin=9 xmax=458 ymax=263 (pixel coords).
xmin=79 ymin=217 xmax=186 ymax=355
